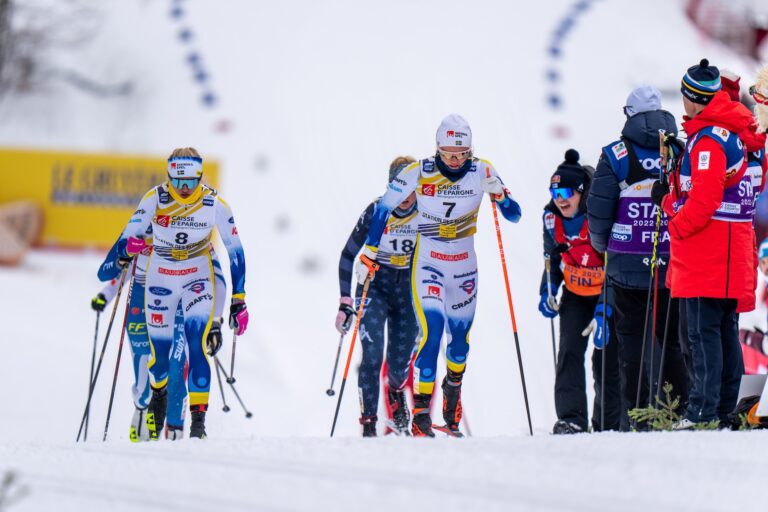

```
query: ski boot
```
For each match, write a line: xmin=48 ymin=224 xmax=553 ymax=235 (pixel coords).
xmin=411 ymin=394 xmax=435 ymax=438
xmin=439 ymin=371 xmax=464 ymax=437
xmin=129 ymin=407 xmax=150 ymax=442
xmin=190 ymin=406 xmax=207 ymax=439
xmin=146 ymin=386 xmax=168 ymax=441
xmin=166 ymin=424 xmax=184 ymax=441
xmin=386 ymin=388 xmax=411 ymax=436
xmin=360 ymin=415 xmax=377 ymax=437
xmin=552 ymin=419 xmax=584 ymax=435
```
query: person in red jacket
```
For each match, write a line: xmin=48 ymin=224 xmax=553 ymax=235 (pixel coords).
xmin=652 ymin=59 xmax=754 ymax=428
xmin=721 ymin=69 xmax=768 ymax=315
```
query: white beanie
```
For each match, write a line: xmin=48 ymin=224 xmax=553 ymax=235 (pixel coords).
xmin=436 ymin=114 xmax=472 ymax=148
xmin=625 ymin=85 xmax=662 ymax=117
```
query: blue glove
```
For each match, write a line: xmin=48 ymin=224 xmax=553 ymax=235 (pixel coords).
xmin=582 ymin=303 xmax=612 ymax=349
xmin=538 ymin=290 xmax=558 ymax=319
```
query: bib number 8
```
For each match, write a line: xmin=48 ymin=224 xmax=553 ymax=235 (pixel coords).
xmin=175 ymin=232 xmax=188 ymax=245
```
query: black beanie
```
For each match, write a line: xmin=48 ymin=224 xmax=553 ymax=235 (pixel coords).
xmin=550 ymin=149 xmax=586 ymax=192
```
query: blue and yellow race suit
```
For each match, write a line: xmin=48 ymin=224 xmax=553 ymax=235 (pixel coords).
xmin=364 ymin=157 xmax=520 ymax=395
xmin=118 ymin=182 xmax=245 ymax=412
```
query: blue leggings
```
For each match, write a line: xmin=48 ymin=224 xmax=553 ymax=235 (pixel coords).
xmin=356 ymin=266 xmax=419 ymax=417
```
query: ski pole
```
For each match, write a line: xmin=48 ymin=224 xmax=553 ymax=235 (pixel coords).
xmin=76 ymin=266 xmax=129 ymax=442
xmin=635 ymin=162 xmax=664 ymax=411
xmin=330 ymin=269 xmax=377 ymax=437
xmin=647 ymin=266 xmax=660 ymax=408
xmin=215 ymin=355 xmax=230 ymax=412
xmin=653 ymin=133 xmax=680 ymax=407
xmin=544 ymin=257 xmax=558 ymax=372
xmin=487 ymin=169 xmax=533 ymax=436
xmin=103 ymin=259 xmax=137 ymax=441
xmin=655 ymin=285 xmax=674 ymax=405
xmin=84 ymin=310 xmax=101 ymax=441
xmin=636 ymin=131 xmax=676 ymax=412
xmin=214 ymin=356 xmax=252 ymax=418
xmin=600 ymin=252 xmax=608 ymax=432
xmin=326 ymin=332 xmax=345 ymax=396
xmin=462 ymin=407 xmax=474 ymax=437
xmin=228 ymin=331 xmax=237 ymax=384
xmin=635 ymin=257 xmax=657 ymax=412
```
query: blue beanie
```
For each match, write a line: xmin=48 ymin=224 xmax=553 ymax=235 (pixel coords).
xmin=681 ymin=58 xmax=721 ymax=105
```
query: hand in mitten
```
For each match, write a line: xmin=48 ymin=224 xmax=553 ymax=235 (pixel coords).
xmin=206 ymin=320 xmax=223 ymax=355
xmin=355 ymin=246 xmax=379 ymax=284
xmin=581 ymin=303 xmax=612 ymax=349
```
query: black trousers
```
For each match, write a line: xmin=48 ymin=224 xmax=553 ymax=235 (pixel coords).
xmin=612 ymin=285 xmax=689 ymax=427
xmin=555 ymin=289 xmax=621 ymax=431
xmin=683 ymin=298 xmax=743 ymax=423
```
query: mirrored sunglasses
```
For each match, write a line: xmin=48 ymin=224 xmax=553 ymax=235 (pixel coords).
xmin=550 ymin=187 xmax=575 ymax=200
xmin=437 ymin=148 xmax=471 ymax=160
xmin=171 ymin=177 xmax=201 ymax=189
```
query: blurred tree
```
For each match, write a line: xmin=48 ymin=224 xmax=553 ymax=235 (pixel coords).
xmin=0 ymin=0 xmax=131 ymax=96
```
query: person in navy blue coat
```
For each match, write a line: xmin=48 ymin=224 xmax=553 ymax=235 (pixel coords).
xmin=587 ymin=85 xmax=689 ymax=428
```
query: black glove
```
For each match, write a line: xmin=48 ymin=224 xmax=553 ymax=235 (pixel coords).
xmin=91 ymin=293 xmax=107 ymax=312
xmin=206 ymin=320 xmax=223 ymax=356
xmin=336 ymin=300 xmax=356 ymax=334
xmin=550 ymin=243 xmax=570 ymax=257
xmin=117 ymin=255 xmax=133 ymax=269
xmin=651 ymin=179 xmax=669 ymax=207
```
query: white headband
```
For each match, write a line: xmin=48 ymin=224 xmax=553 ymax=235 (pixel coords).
xmin=167 ymin=157 xmax=203 ymax=178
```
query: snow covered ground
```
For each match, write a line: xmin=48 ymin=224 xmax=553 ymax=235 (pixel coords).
xmin=1 ymin=0 xmax=766 ymax=510
xmin=3 ymin=430 xmax=768 ymax=512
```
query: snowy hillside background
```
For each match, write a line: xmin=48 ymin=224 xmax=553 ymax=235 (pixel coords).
xmin=1 ymin=1 xmax=768 ymax=510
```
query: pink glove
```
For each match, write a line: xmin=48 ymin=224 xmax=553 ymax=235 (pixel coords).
xmin=126 ymin=237 xmax=147 ymax=256
xmin=229 ymin=299 xmax=249 ymax=336
xmin=335 ymin=297 xmax=356 ymax=334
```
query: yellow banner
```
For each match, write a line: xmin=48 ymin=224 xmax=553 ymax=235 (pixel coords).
xmin=0 ymin=148 xmax=219 ymax=248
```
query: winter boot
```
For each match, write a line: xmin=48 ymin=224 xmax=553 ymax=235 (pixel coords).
xmin=166 ymin=424 xmax=184 ymax=441
xmin=442 ymin=370 xmax=464 ymax=432
xmin=190 ymin=408 xmax=207 ymax=439
xmin=129 ymin=407 xmax=150 ymax=442
xmin=146 ymin=386 xmax=168 ymax=441
xmin=552 ymin=419 xmax=584 ymax=435
xmin=360 ymin=415 xmax=377 ymax=437
xmin=411 ymin=394 xmax=435 ymax=437
xmin=387 ymin=388 xmax=411 ymax=436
